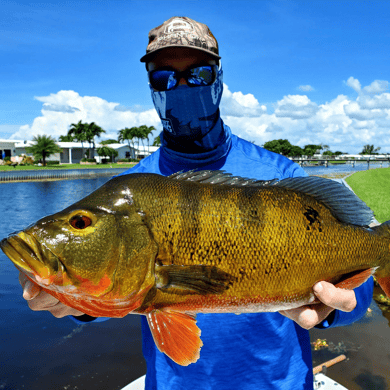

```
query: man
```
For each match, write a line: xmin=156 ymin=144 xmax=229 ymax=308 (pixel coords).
xmin=20 ymin=16 xmax=373 ymax=389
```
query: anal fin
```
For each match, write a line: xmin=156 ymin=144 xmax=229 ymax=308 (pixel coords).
xmin=332 ymin=268 xmax=376 ymax=290
xmin=146 ymin=310 xmax=202 ymax=366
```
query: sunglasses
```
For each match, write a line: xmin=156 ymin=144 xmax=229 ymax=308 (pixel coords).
xmin=148 ymin=64 xmax=218 ymax=91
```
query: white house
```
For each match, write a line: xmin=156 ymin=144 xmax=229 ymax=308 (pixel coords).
xmin=0 ymin=139 xmax=159 ymax=164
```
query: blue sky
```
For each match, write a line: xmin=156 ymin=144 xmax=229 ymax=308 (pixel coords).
xmin=2 ymin=0 xmax=390 ymax=154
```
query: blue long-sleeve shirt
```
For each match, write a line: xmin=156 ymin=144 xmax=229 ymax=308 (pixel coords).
xmin=73 ymin=122 xmax=373 ymax=389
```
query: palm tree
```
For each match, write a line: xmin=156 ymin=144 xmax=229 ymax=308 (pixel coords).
xmin=361 ymin=144 xmax=381 ymax=155
xmin=153 ymin=134 xmax=161 ymax=147
xmin=68 ymin=120 xmax=88 ymax=158
xmin=118 ymin=127 xmax=136 ymax=159
xmin=25 ymin=135 xmax=62 ymax=166
xmin=85 ymin=122 xmax=106 ymax=158
xmin=139 ymin=125 xmax=156 ymax=157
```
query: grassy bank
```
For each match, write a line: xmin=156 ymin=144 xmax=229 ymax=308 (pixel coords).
xmin=0 ymin=162 xmax=138 ymax=171
xmin=346 ymin=168 xmax=390 ymax=223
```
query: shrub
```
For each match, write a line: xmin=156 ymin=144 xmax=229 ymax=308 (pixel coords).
xmin=118 ymin=158 xmax=130 ymax=162
xmin=21 ymin=156 xmax=34 ymax=165
xmin=81 ymin=158 xmax=96 ymax=163
xmin=46 ymin=160 xmax=60 ymax=165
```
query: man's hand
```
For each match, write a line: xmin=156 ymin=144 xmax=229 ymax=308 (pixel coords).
xmin=279 ymin=281 xmax=357 ymax=330
xmin=19 ymin=272 xmax=84 ymax=318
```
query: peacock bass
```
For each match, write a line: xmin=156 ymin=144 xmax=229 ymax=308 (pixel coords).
xmin=2 ymin=170 xmax=390 ymax=366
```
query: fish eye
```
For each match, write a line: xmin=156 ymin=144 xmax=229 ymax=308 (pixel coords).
xmin=70 ymin=215 xmax=92 ymax=229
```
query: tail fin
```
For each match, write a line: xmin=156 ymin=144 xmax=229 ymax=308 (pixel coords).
xmin=376 ymin=277 xmax=390 ymax=298
xmin=373 ymin=220 xmax=390 ymax=297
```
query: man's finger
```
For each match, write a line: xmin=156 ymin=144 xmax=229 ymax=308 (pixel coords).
xmin=27 ymin=290 xmax=59 ymax=311
xmin=280 ymin=304 xmax=334 ymax=330
xmin=22 ymin=279 xmax=41 ymax=300
xmin=313 ymin=281 xmax=357 ymax=312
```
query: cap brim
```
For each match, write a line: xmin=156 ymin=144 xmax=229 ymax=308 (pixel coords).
xmin=140 ymin=45 xmax=221 ymax=63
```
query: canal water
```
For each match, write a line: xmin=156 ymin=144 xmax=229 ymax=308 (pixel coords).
xmin=0 ymin=166 xmax=390 ymax=389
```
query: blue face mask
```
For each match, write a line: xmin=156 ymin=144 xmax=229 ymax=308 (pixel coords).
xmin=150 ymin=68 xmax=224 ymax=143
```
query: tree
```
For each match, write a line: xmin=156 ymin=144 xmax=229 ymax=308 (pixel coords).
xmin=287 ymin=145 xmax=304 ymax=157
xmin=118 ymin=127 xmax=137 ymax=159
xmin=58 ymin=134 xmax=74 ymax=142
xmin=153 ymin=134 xmax=161 ymax=147
xmin=100 ymin=139 xmax=118 ymax=145
xmin=303 ymin=144 xmax=322 ymax=157
xmin=262 ymin=139 xmax=294 ymax=156
xmin=139 ymin=125 xmax=156 ymax=156
xmin=96 ymin=146 xmax=118 ymax=163
xmin=360 ymin=144 xmax=381 ymax=155
xmin=68 ymin=120 xmax=88 ymax=158
xmin=85 ymin=122 xmax=106 ymax=159
xmin=25 ymin=135 xmax=62 ymax=166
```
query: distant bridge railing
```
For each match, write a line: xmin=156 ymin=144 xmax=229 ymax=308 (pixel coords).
xmin=290 ymin=157 xmax=390 ymax=168
xmin=0 ymin=168 xmax=129 ymax=182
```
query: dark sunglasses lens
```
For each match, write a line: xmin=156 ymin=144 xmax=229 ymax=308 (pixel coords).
xmin=149 ymin=70 xmax=177 ymax=91
xmin=149 ymin=65 xmax=217 ymax=91
xmin=188 ymin=66 xmax=216 ymax=86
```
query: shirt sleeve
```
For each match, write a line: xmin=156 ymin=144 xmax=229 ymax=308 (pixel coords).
xmin=315 ymin=276 xmax=374 ymax=329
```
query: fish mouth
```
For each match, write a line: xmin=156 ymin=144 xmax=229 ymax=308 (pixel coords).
xmin=1 ymin=232 xmax=59 ymax=286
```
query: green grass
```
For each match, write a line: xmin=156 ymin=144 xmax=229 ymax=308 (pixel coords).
xmin=0 ymin=162 xmax=138 ymax=171
xmin=346 ymin=168 xmax=390 ymax=223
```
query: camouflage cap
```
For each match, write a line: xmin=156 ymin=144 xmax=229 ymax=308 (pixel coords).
xmin=140 ymin=16 xmax=221 ymax=62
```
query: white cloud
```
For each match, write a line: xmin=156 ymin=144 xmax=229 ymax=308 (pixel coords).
xmin=220 ymin=84 xmax=267 ymax=117
xmin=344 ymin=101 xmax=387 ymax=121
xmin=10 ymin=90 xmax=161 ymax=141
xmin=274 ymin=95 xmax=318 ymax=119
xmin=221 ymin=78 xmax=390 ymax=153
xmin=363 ymin=80 xmax=388 ymax=94
xmin=9 ymin=77 xmax=390 ymax=154
xmin=345 ymin=76 xmax=361 ymax=93
xmin=298 ymin=85 xmax=314 ymax=92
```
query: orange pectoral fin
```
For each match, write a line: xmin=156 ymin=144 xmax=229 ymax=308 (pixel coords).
xmin=146 ymin=310 xmax=202 ymax=366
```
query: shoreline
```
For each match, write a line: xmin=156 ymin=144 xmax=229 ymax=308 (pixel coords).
xmin=0 ymin=169 xmax=358 ymax=183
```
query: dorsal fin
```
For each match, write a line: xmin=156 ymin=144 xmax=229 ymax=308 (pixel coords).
xmin=169 ymin=170 xmax=374 ymax=227
xmin=273 ymin=176 xmax=373 ymax=227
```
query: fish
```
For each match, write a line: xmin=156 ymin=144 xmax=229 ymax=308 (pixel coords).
xmin=2 ymin=170 xmax=390 ymax=366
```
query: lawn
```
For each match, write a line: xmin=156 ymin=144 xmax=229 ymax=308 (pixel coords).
xmin=346 ymin=168 xmax=390 ymax=223
xmin=0 ymin=162 xmax=138 ymax=171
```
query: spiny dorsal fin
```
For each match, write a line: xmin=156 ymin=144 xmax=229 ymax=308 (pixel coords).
xmin=169 ymin=170 xmax=374 ymax=227
xmin=146 ymin=310 xmax=202 ymax=366
xmin=169 ymin=170 xmax=277 ymax=186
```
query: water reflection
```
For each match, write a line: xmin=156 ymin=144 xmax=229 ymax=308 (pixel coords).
xmin=302 ymin=162 xmax=390 ymax=176
xmin=0 ymin=177 xmax=146 ymax=390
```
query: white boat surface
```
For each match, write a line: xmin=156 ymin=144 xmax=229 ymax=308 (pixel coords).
xmin=121 ymin=372 xmax=348 ymax=390
xmin=121 ymin=375 xmax=145 ymax=390
xmin=314 ymin=373 xmax=349 ymax=389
